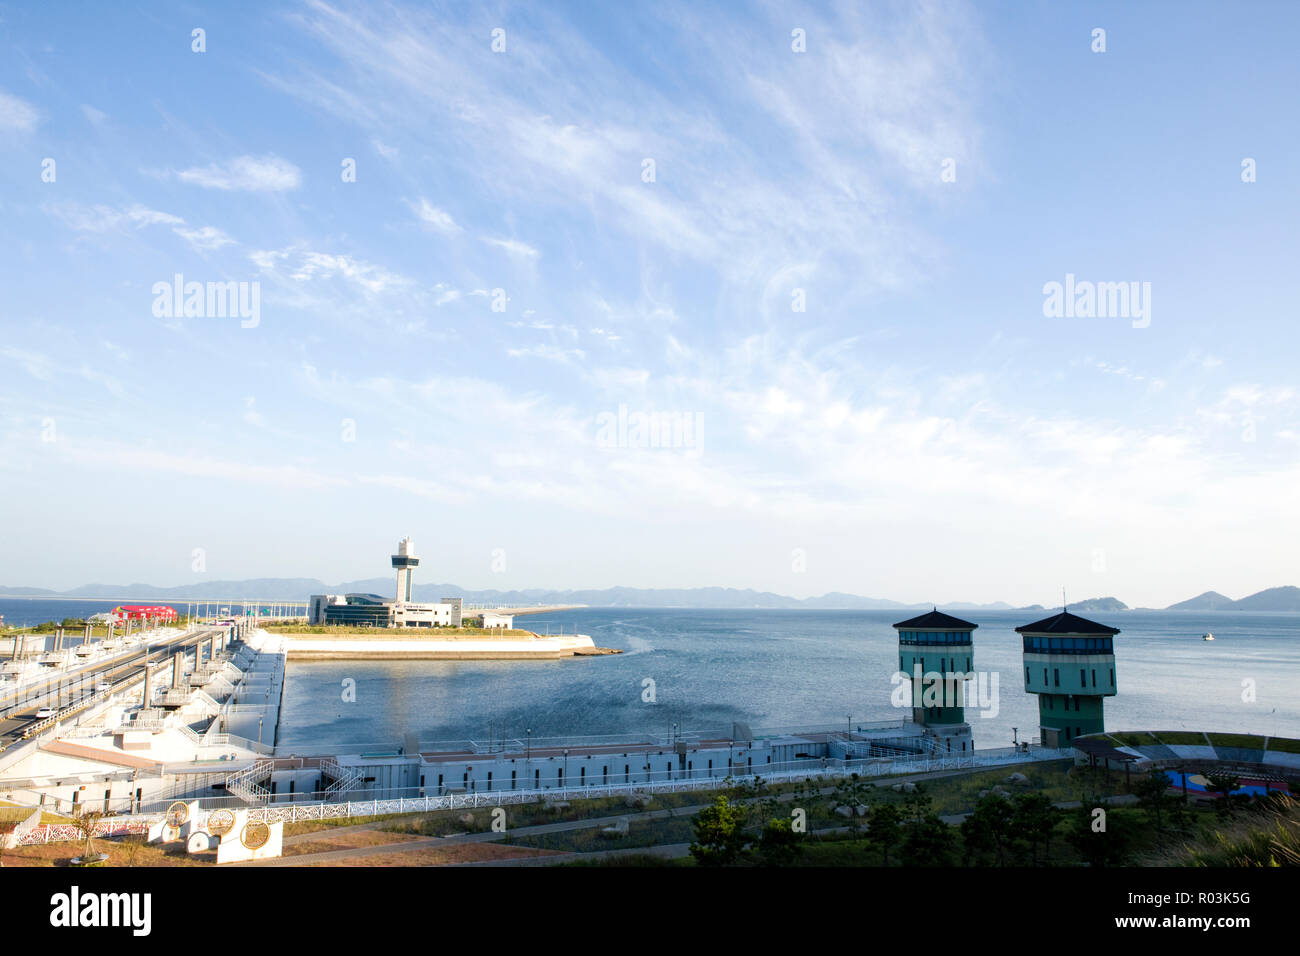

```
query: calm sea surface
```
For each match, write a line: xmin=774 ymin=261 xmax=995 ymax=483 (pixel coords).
xmin=3 ymin=601 xmax=1296 ymax=751
xmin=274 ymin=608 xmax=1300 ymax=752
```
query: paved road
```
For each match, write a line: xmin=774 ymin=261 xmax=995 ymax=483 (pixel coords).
xmin=0 ymin=627 xmax=223 ymax=748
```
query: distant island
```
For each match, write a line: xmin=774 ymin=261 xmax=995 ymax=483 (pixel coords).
xmin=1 ymin=582 xmax=1297 ymax=613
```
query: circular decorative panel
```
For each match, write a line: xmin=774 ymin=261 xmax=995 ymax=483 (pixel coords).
xmin=240 ymin=820 xmax=270 ymax=850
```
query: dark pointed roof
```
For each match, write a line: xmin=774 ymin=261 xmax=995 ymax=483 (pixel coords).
xmin=1015 ymin=610 xmax=1119 ymax=635
xmin=893 ymin=609 xmax=978 ymax=630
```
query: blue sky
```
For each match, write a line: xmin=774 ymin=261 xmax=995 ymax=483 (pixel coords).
xmin=1 ymin=1 xmax=1297 ymax=606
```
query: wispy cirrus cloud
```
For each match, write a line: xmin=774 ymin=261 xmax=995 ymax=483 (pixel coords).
xmin=482 ymin=236 xmax=539 ymax=259
xmin=174 ymin=154 xmax=302 ymax=191
xmin=80 ymin=104 xmax=108 ymax=126
xmin=410 ymin=197 xmax=460 ymax=235
xmin=44 ymin=201 xmax=235 ymax=253
xmin=250 ymin=244 xmax=409 ymax=295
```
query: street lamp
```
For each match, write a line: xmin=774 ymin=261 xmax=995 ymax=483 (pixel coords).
xmin=562 ymin=748 xmax=569 ymax=790
xmin=258 ymin=717 xmax=264 ymax=753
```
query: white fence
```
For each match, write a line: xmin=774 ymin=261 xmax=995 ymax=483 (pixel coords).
xmin=15 ymin=745 xmax=1071 ymax=845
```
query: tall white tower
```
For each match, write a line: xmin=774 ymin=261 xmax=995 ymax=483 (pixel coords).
xmin=391 ymin=536 xmax=420 ymax=604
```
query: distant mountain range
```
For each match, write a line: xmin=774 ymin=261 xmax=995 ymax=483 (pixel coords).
xmin=0 ymin=581 xmax=1297 ymax=612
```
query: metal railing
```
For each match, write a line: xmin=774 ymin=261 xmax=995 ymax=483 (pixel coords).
xmin=320 ymin=757 xmax=365 ymax=798
xmin=226 ymin=759 xmax=273 ymax=803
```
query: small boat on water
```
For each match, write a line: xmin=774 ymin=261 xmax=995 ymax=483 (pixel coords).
xmin=1202 ymin=632 xmax=1215 ymax=641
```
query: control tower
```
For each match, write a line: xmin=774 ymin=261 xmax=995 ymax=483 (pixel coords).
xmin=1016 ymin=609 xmax=1119 ymax=748
xmin=391 ymin=537 xmax=420 ymax=604
xmin=893 ymin=608 xmax=978 ymax=753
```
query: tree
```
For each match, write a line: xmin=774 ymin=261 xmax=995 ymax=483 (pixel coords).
xmin=689 ymin=795 xmax=748 ymax=866
xmin=755 ymin=817 xmax=802 ymax=867
xmin=1205 ymin=774 xmax=1242 ymax=818
xmin=903 ymin=812 xmax=955 ymax=866
xmin=1011 ymin=792 xmax=1059 ymax=864
xmin=1064 ymin=802 xmax=1133 ymax=867
xmin=119 ymin=833 xmax=147 ymax=867
xmin=831 ymin=773 xmax=875 ymax=834
xmin=865 ymin=802 xmax=903 ymax=866
xmin=1132 ymin=770 xmax=1175 ymax=843
xmin=72 ymin=809 xmax=107 ymax=865
xmin=900 ymin=785 xmax=933 ymax=825
xmin=961 ymin=794 xmax=1016 ymax=866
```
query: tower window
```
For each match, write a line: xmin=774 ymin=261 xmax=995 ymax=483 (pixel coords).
xmin=1053 ymin=668 xmax=1060 ymax=687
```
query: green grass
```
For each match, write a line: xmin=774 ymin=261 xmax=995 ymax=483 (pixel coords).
xmin=0 ymin=806 xmax=69 ymax=825
xmin=1138 ymin=795 xmax=1300 ymax=866
xmin=503 ymin=816 xmax=696 ymax=853
xmin=1206 ymin=733 xmax=1268 ymax=750
xmin=1267 ymin=737 xmax=1300 ymax=754
xmin=1110 ymin=731 xmax=1161 ymax=747
xmin=1153 ymin=731 xmax=1209 ymax=746
xmin=282 ymin=813 xmax=414 ymax=836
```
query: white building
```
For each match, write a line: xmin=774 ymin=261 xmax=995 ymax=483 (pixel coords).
xmin=480 ymin=612 xmax=514 ymax=629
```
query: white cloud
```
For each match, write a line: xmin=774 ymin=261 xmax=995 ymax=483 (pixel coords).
xmin=252 ymin=245 xmax=408 ymax=296
xmin=46 ymin=202 xmax=181 ymax=233
xmin=0 ymin=90 xmax=39 ymax=131
xmin=80 ymin=104 xmax=108 ymax=126
xmin=482 ymin=236 xmax=540 ymax=259
xmin=243 ymin=396 xmax=265 ymax=427
xmin=410 ymin=198 xmax=460 ymax=235
xmin=175 ymin=154 xmax=301 ymax=191
xmin=175 ymin=225 xmax=236 ymax=251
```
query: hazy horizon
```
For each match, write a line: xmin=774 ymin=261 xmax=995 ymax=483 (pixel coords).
xmin=0 ymin=574 xmax=1291 ymax=612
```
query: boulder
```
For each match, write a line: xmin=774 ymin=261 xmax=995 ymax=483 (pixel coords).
xmin=458 ymin=812 xmax=476 ymax=826
xmin=600 ymin=817 xmax=630 ymax=838
xmin=1005 ymin=772 xmax=1030 ymax=786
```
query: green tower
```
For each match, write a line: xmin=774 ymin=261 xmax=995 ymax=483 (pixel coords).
xmin=893 ymin=609 xmax=978 ymax=753
xmin=1016 ymin=610 xmax=1119 ymax=748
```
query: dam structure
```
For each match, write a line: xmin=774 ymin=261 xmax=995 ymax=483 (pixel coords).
xmin=15 ymin=603 xmax=1284 ymax=836
xmin=0 ymin=605 xmax=1064 ymax=821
